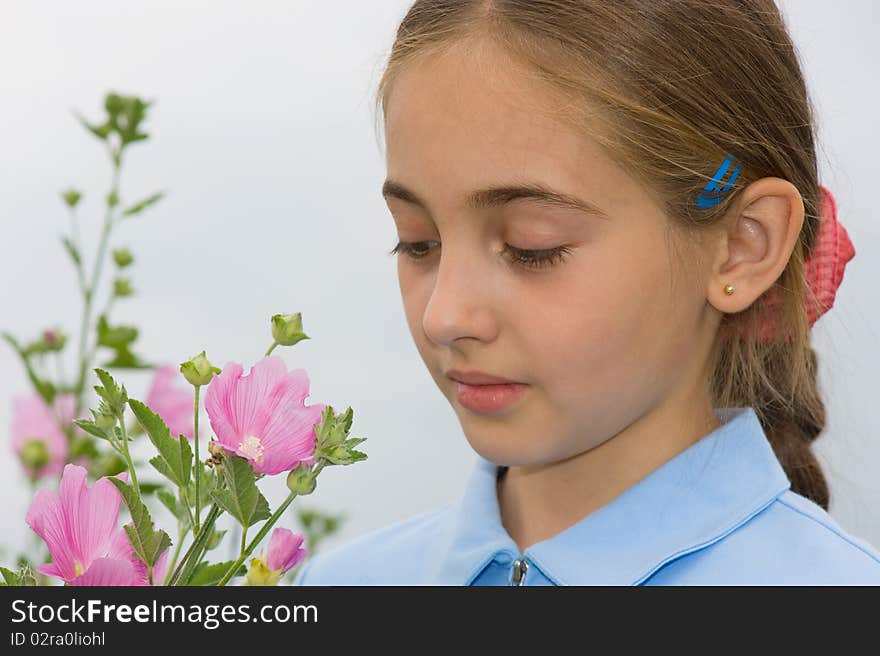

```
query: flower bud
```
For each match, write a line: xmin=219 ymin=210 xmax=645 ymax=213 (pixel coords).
xmin=91 ymin=403 xmax=118 ymax=431
xmin=179 ymin=350 xmax=221 ymax=387
xmin=243 ymin=556 xmax=281 ymax=586
xmin=329 ymin=444 xmax=354 ymax=465
xmin=270 ymin=313 xmax=310 ymax=347
xmin=61 ymin=188 xmax=82 ymax=208
xmin=19 ymin=439 xmax=50 ymax=471
xmin=286 ymin=463 xmax=317 ymax=495
xmin=113 ymin=278 xmax=133 ymax=297
xmin=42 ymin=329 xmax=67 ymax=352
xmin=112 ymin=249 xmax=134 ymax=268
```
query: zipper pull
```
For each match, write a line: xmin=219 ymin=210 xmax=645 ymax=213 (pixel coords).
xmin=509 ymin=558 xmax=529 ymax=586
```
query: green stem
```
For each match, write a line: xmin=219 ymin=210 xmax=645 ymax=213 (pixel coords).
xmin=67 ymin=207 xmax=87 ymax=295
xmin=193 ymin=385 xmax=201 ymax=534
xmin=217 ymin=461 xmax=325 ymax=586
xmin=178 ymin=486 xmax=196 ymax=531
xmin=170 ymin=503 xmax=221 ymax=586
xmin=176 ymin=505 xmax=222 ymax=586
xmin=162 ymin=526 xmax=186 ymax=586
xmin=116 ymin=413 xmax=140 ymax=502
xmin=75 ymin=148 xmax=122 ymax=416
xmin=265 ymin=342 xmax=278 ymax=357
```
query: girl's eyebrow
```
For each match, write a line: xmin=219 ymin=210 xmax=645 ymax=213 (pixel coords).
xmin=381 ymin=179 xmax=609 ymax=219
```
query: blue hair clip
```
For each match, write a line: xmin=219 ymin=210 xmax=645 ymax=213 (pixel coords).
xmin=696 ymin=152 xmax=741 ymax=209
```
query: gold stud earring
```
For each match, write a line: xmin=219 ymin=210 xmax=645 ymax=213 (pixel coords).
xmin=723 ymin=283 xmax=735 ymax=296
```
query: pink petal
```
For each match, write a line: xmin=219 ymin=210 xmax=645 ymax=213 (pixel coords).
xmin=152 ymin=547 xmax=171 ymax=585
xmin=205 ymin=357 xmax=287 ymax=456
xmin=204 ymin=362 xmax=246 ymax=451
xmin=26 ymin=488 xmax=77 ymax=580
xmin=249 ymin=367 xmax=312 ymax=434
xmin=255 ymin=402 xmax=324 ymax=475
xmin=69 ymin=558 xmax=147 ymax=587
xmin=206 ymin=358 xmax=324 ymax=475
xmin=11 ymin=395 xmax=69 ymax=471
xmin=59 ymin=465 xmax=124 ymax=575
xmin=36 ymin=561 xmax=67 ymax=582
xmin=238 ymin=357 xmax=289 ymax=437
xmin=52 ymin=393 xmax=77 ymax=427
xmin=146 ymin=365 xmax=196 ymax=440
xmin=106 ymin=527 xmax=134 ymax=561
xmin=266 ymin=528 xmax=307 ymax=573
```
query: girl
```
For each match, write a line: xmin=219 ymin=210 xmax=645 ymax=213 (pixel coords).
xmin=295 ymin=0 xmax=880 ymax=585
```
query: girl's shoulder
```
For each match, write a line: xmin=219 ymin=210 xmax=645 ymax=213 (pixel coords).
xmin=291 ymin=501 xmax=458 ymax=586
xmin=291 ymin=488 xmax=880 ymax=586
xmin=644 ymin=490 xmax=880 ymax=585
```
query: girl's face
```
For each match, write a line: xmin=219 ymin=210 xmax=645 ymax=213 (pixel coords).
xmin=382 ymin=39 xmax=720 ymax=468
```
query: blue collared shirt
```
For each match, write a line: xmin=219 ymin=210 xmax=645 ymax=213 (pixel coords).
xmin=292 ymin=407 xmax=880 ymax=585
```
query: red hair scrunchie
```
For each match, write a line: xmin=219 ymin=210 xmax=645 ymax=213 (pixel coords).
xmin=740 ymin=186 xmax=856 ymax=343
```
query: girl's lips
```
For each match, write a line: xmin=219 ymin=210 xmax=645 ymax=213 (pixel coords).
xmin=454 ymin=381 xmax=529 ymax=414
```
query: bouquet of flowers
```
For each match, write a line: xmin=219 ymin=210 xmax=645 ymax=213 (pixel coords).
xmin=1 ymin=92 xmax=364 ymax=586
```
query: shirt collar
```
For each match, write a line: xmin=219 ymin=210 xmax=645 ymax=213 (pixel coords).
xmin=432 ymin=406 xmax=791 ymax=585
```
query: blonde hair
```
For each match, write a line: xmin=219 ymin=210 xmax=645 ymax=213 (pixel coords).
xmin=374 ymin=0 xmax=830 ymax=508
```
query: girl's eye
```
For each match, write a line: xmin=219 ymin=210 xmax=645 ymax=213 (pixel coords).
xmin=501 ymin=244 xmax=573 ymax=270
xmin=388 ymin=240 xmax=438 ymax=259
xmin=388 ymin=240 xmax=572 ymax=270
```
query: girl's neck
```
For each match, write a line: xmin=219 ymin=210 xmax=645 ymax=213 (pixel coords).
xmin=496 ymin=400 xmax=721 ymax=554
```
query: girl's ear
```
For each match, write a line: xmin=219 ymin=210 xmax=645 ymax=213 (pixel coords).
xmin=706 ymin=177 xmax=805 ymax=313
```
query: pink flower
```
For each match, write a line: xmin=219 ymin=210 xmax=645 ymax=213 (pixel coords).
xmin=266 ymin=528 xmax=308 ymax=573
xmin=145 ymin=364 xmax=197 ymax=440
xmin=204 ymin=356 xmax=325 ymax=475
xmin=25 ymin=464 xmax=142 ymax=585
xmin=26 ymin=464 xmax=173 ymax=586
xmin=66 ymin=557 xmax=145 ymax=586
xmin=11 ymin=394 xmax=73 ymax=479
xmin=244 ymin=528 xmax=307 ymax=585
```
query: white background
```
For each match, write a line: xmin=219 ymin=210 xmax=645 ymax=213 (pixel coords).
xmin=1 ymin=1 xmax=878 ymax=565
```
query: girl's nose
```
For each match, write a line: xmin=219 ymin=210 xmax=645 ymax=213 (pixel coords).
xmin=421 ymin=246 xmax=498 ymax=347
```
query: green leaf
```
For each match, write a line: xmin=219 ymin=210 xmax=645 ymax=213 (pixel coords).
xmin=122 ymin=192 xmax=164 ymax=217
xmin=16 ymin=563 xmax=36 ymax=586
xmin=189 ymin=561 xmax=245 ymax=586
xmin=2 ymin=332 xmax=57 ymax=405
xmin=210 ymin=455 xmax=270 ymax=529
xmin=0 ymin=563 xmax=37 ymax=587
xmin=129 ymin=398 xmax=192 ymax=489
xmin=94 ymin=368 xmax=124 ymax=406
xmin=61 ymin=236 xmax=81 ymax=267
xmin=0 ymin=567 xmax=17 ymax=585
xmin=109 ymin=478 xmax=171 ymax=569
xmin=138 ymin=482 xmax=164 ymax=496
xmin=157 ymin=490 xmax=179 ymax=517
xmin=72 ymin=418 xmax=109 ymax=440
xmin=157 ymin=490 xmax=192 ymax=532
xmin=205 ymin=528 xmax=226 ymax=551
xmin=72 ymin=109 xmax=112 ymax=141
xmin=100 ymin=346 xmax=151 ymax=369
xmin=96 ymin=315 xmax=138 ymax=349
xmin=193 ymin=464 xmax=217 ymax=501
